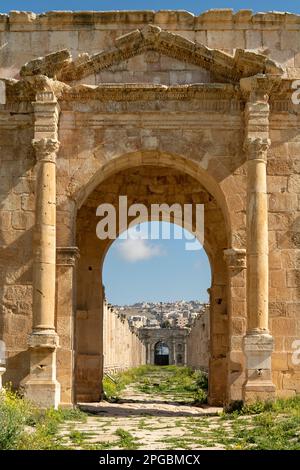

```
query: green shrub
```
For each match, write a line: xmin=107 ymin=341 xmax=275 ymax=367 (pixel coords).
xmin=115 ymin=428 xmax=138 ymax=450
xmin=0 ymin=388 xmax=86 ymax=450
xmin=193 ymin=389 xmax=207 ymax=405
xmin=193 ymin=370 xmax=208 ymax=390
xmin=224 ymin=395 xmax=300 ymax=418
xmin=102 ymin=377 xmax=119 ymax=400
xmin=0 ymin=389 xmax=32 ymax=450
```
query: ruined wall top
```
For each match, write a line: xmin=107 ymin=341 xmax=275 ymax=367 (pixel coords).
xmin=1 ymin=9 xmax=299 ymax=85
xmin=1 ymin=9 xmax=300 ymax=31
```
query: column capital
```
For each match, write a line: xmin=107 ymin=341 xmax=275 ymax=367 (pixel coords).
xmin=224 ymin=248 xmax=247 ymax=270
xmin=244 ymin=137 xmax=271 ymax=162
xmin=56 ymin=247 xmax=80 ymax=266
xmin=32 ymin=137 xmax=60 ymax=163
xmin=240 ymin=73 xmax=281 ymax=103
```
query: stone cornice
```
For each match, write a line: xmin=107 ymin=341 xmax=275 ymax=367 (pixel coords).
xmin=3 ymin=76 xmax=68 ymax=104
xmin=19 ymin=25 xmax=283 ymax=84
xmin=21 ymin=50 xmax=71 ymax=80
xmin=2 ymin=10 xmax=300 ymax=32
xmin=3 ymin=77 xmax=297 ymax=114
xmin=56 ymin=247 xmax=80 ymax=266
xmin=240 ymin=74 xmax=282 ymax=102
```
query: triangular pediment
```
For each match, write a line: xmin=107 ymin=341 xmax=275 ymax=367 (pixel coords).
xmin=20 ymin=24 xmax=283 ymax=84
xmin=75 ymin=50 xmax=213 ymax=86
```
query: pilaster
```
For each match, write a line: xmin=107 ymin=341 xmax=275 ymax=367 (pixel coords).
xmin=240 ymin=74 xmax=280 ymax=402
xmin=23 ymin=92 xmax=61 ymax=408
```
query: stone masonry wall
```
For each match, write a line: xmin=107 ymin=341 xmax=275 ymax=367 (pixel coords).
xmin=1 ymin=10 xmax=300 ymax=80
xmin=103 ymin=300 xmax=146 ymax=374
xmin=187 ymin=308 xmax=210 ymax=372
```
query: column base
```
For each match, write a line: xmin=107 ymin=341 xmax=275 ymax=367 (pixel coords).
xmin=243 ymin=333 xmax=276 ymax=403
xmin=23 ymin=380 xmax=61 ymax=409
xmin=23 ymin=330 xmax=61 ymax=408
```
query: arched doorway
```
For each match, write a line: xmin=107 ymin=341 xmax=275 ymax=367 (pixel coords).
xmin=71 ymin=152 xmax=230 ymax=405
xmin=177 ymin=354 xmax=183 ymax=365
xmin=154 ymin=342 xmax=170 ymax=366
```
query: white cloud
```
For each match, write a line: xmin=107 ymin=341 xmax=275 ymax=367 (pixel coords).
xmin=117 ymin=237 xmax=164 ymax=262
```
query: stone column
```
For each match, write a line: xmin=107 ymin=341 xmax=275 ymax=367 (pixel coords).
xmin=56 ymin=247 xmax=79 ymax=407
xmin=146 ymin=343 xmax=151 ymax=365
xmin=172 ymin=340 xmax=176 ymax=365
xmin=24 ymin=92 xmax=61 ymax=408
xmin=182 ymin=342 xmax=186 ymax=366
xmin=240 ymin=75 xmax=280 ymax=402
xmin=150 ymin=344 xmax=155 ymax=365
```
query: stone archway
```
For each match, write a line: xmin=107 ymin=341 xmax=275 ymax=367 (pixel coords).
xmin=154 ymin=342 xmax=170 ymax=366
xmin=72 ymin=154 xmax=230 ymax=405
xmin=17 ymin=40 xmax=282 ymax=408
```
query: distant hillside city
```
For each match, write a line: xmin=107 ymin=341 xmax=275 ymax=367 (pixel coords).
xmin=110 ymin=300 xmax=209 ymax=329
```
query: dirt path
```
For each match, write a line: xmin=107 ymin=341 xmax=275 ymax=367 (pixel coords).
xmin=58 ymin=367 xmax=226 ymax=450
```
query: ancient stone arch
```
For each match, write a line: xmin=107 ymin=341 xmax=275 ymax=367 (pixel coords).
xmin=0 ymin=10 xmax=299 ymax=408
xmin=73 ymin=158 xmax=228 ymax=404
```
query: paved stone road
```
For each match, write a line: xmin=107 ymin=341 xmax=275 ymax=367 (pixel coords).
xmin=59 ymin=377 xmax=224 ymax=450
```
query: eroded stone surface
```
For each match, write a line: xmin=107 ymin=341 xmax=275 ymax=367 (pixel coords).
xmin=0 ymin=9 xmax=299 ymax=408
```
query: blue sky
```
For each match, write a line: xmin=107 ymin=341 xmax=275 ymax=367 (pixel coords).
xmin=103 ymin=223 xmax=211 ymax=305
xmin=1 ymin=1 xmax=300 ymax=14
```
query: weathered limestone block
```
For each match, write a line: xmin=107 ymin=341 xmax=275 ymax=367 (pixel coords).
xmin=243 ymin=334 xmax=276 ymax=401
xmin=20 ymin=50 xmax=71 ymax=78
